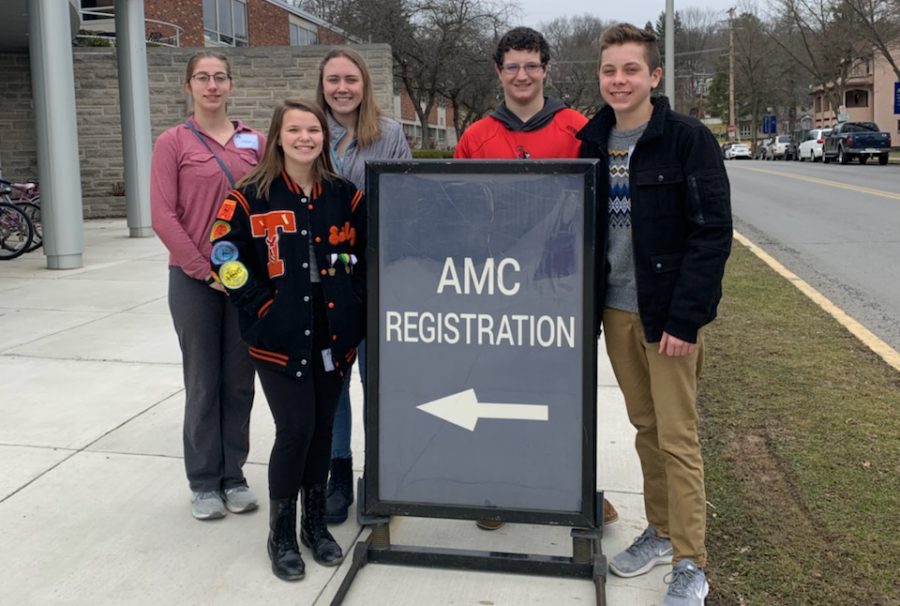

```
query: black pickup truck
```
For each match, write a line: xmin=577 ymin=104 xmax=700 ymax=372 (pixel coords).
xmin=823 ymin=121 xmax=892 ymax=165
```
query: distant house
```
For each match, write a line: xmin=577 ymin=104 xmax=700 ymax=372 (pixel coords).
xmin=810 ymin=45 xmax=899 ymax=143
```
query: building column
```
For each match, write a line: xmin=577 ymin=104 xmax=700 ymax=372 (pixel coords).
xmin=28 ymin=0 xmax=84 ymax=269
xmin=115 ymin=0 xmax=153 ymax=237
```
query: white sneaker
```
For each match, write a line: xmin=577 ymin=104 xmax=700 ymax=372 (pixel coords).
xmin=223 ymin=486 xmax=259 ymax=514
xmin=191 ymin=491 xmax=226 ymax=520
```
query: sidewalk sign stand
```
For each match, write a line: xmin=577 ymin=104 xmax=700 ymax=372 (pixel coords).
xmin=332 ymin=161 xmax=606 ymax=605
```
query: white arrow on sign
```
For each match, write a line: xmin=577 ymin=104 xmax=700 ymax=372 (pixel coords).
xmin=417 ymin=388 xmax=549 ymax=431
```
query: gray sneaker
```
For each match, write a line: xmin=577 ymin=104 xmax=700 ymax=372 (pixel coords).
xmin=223 ymin=486 xmax=259 ymax=514
xmin=609 ymin=526 xmax=673 ymax=577
xmin=191 ymin=490 xmax=226 ymax=520
xmin=661 ymin=559 xmax=709 ymax=606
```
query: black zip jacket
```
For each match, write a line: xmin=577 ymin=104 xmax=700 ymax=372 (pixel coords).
xmin=577 ymin=96 xmax=732 ymax=343
xmin=210 ymin=171 xmax=366 ymax=380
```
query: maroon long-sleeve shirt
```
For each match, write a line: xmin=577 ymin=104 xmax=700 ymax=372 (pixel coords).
xmin=150 ymin=117 xmax=265 ymax=280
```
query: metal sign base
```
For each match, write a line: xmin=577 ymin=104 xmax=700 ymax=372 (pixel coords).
xmin=330 ymin=480 xmax=608 ymax=606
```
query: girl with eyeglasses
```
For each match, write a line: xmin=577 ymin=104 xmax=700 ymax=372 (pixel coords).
xmin=150 ymin=50 xmax=264 ymax=522
xmin=315 ymin=47 xmax=411 ymax=526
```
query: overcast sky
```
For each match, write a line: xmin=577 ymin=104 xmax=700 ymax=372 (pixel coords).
xmin=513 ymin=0 xmax=738 ymax=29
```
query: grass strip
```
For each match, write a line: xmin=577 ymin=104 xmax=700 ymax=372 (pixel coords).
xmin=700 ymin=243 xmax=900 ymax=605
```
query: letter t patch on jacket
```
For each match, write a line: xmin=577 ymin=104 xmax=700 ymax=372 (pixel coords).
xmin=250 ymin=211 xmax=297 ymax=277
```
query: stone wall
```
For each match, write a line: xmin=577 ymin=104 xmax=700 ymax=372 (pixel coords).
xmin=0 ymin=53 xmax=38 ymax=185
xmin=0 ymin=44 xmax=394 ymax=217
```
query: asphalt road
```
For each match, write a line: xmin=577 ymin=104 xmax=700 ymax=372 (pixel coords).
xmin=724 ymin=158 xmax=900 ymax=353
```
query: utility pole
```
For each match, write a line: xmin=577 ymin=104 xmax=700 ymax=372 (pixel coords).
xmin=728 ymin=7 xmax=736 ymax=140
xmin=665 ymin=0 xmax=675 ymax=110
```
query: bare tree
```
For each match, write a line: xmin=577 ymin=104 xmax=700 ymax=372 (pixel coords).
xmin=439 ymin=29 xmax=504 ymax=136
xmin=648 ymin=9 xmax=729 ymax=115
xmin=736 ymin=12 xmax=778 ymax=144
xmin=842 ymin=0 xmax=900 ymax=80
xmin=676 ymin=8 xmax=728 ymax=117
xmin=541 ymin=14 xmax=612 ymax=115
xmin=329 ymin=0 xmax=510 ymax=148
xmin=769 ymin=0 xmax=860 ymax=114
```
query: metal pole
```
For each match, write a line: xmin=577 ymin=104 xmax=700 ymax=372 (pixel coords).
xmin=728 ymin=7 xmax=736 ymax=140
xmin=116 ymin=0 xmax=154 ymax=237
xmin=665 ymin=0 xmax=675 ymax=110
xmin=28 ymin=0 xmax=84 ymax=269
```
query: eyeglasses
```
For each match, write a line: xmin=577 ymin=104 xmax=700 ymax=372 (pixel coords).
xmin=191 ymin=72 xmax=231 ymax=84
xmin=500 ymin=62 xmax=545 ymax=75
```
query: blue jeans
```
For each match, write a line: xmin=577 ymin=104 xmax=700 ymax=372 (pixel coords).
xmin=331 ymin=340 xmax=365 ymax=459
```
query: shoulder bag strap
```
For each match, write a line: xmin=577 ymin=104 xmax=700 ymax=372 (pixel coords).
xmin=185 ymin=119 xmax=237 ymax=188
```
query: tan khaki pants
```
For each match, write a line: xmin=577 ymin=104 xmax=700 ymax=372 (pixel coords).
xmin=602 ymin=308 xmax=707 ymax=567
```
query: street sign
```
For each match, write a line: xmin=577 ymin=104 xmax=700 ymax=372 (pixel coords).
xmin=762 ymin=114 xmax=777 ymax=134
xmin=365 ymin=160 xmax=600 ymax=527
xmin=894 ymin=81 xmax=900 ymax=114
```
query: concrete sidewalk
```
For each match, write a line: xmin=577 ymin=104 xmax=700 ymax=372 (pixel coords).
xmin=0 ymin=220 xmax=667 ymax=605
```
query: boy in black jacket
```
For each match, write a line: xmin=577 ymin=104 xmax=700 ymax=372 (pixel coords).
xmin=577 ymin=23 xmax=732 ymax=606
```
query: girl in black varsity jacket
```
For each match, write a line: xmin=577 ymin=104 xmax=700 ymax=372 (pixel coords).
xmin=210 ymin=98 xmax=365 ymax=581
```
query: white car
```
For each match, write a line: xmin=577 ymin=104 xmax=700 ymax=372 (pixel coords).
xmin=798 ymin=128 xmax=832 ymax=162
xmin=723 ymin=143 xmax=751 ymax=160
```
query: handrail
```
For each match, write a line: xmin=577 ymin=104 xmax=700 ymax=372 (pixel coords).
xmin=78 ymin=8 xmax=183 ymax=47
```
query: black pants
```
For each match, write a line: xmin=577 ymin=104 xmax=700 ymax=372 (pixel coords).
xmin=168 ymin=267 xmax=255 ymax=492
xmin=254 ymin=285 xmax=344 ymax=499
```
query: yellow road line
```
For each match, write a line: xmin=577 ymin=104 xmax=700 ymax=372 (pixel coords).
xmin=733 ymin=229 xmax=900 ymax=373
xmin=730 ymin=165 xmax=900 ymax=201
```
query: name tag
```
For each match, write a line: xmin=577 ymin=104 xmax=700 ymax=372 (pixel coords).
xmin=234 ymin=133 xmax=259 ymax=151
xmin=322 ymin=349 xmax=335 ymax=372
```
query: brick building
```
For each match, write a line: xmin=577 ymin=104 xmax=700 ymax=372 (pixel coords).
xmin=79 ymin=0 xmax=456 ymax=149
xmin=80 ymin=0 xmax=350 ymax=48
xmin=395 ymin=92 xmax=456 ymax=149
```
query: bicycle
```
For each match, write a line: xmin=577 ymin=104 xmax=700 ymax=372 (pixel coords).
xmin=0 ymin=195 xmax=34 ymax=260
xmin=0 ymin=178 xmax=41 ymax=251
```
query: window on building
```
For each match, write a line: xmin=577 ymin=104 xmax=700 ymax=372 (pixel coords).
xmin=290 ymin=22 xmax=318 ymax=46
xmin=814 ymin=96 xmax=821 ymax=113
xmin=739 ymin=124 xmax=751 ymax=138
xmin=845 ymin=89 xmax=868 ymax=108
xmin=203 ymin=0 xmax=248 ymax=47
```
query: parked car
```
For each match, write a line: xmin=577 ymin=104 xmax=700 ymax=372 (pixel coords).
xmin=723 ymin=142 xmax=752 ymax=160
xmin=797 ymin=128 xmax=832 ymax=162
xmin=755 ymin=138 xmax=773 ymax=159
xmin=766 ymin=135 xmax=792 ymax=160
xmin=823 ymin=121 xmax=892 ymax=165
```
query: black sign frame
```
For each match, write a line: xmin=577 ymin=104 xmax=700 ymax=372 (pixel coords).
xmin=364 ymin=160 xmax=601 ymax=529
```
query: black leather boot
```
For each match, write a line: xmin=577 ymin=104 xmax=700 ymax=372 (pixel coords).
xmin=325 ymin=457 xmax=354 ymax=524
xmin=300 ymin=484 xmax=344 ymax=566
xmin=268 ymin=497 xmax=305 ymax=581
